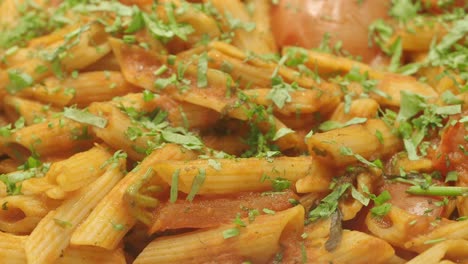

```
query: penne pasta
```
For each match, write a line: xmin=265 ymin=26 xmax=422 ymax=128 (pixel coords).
xmin=134 ymin=205 xmax=305 ymax=264
xmin=304 ymin=230 xmax=396 ymax=264
xmin=0 ymin=195 xmax=50 ymax=234
xmin=307 ymin=119 xmax=403 ymax=167
xmin=152 ymin=156 xmax=332 ymax=194
xmin=24 ymin=161 xmax=125 ymax=264
xmin=1 ymin=118 xmax=95 ymax=161
xmin=0 ymin=231 xmax=27 ymax=264
xmin=405 ymin=240 xmax=468 ymax=264
xmin=0 ymin=1 xmax=466 ymax=263
xmin=71 ymin=143 xmax=197 ymax=249
xmin=3 ymin=95 xmax=55 ymax=125
xmin=20 ymin=72 xmax=140 ymax=107
xmin=46 ymin=145 xmax=113 ymax=192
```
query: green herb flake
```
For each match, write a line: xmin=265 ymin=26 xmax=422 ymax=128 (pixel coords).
xmin=222 ymin=227 xmax=240 ymax=239
xmin=445 ymin=171 xmax=458 ymax=183
xmin=423 ymin=238 xmax=446 ymax=245
xmin=160 ymin=130 xmax=203 ymax=150
xmin=153 ymin=65 xmax=169 ymax=76
xmin=125 ymin=6 xmax=145 ymax=33
xmin=374 ymin=190 xmax=391 ymax=205
xmin=248 ymin=209 xmax=260 ymax=222
xmin=309 ymin=183 xmax=351 ymax=221
xmin=441 ymin=90 xmax=463 ymax=105
xmin=375 ymin=130 xmax=384 ymax=144
xmin=272 ymin=127 xmax=295 ymax=141
xmin=169 ymin=169 xmax=180 ymax=203
xmin=319 ymin=117 xmax=367 ymax=132
xmin=142 ymin=90 xmax=155 ymax=102
xmin=389 ymin=0 xmax=421 ymax=22
xmin=388 ymin=37 xmax=403 ymax=72
xmin=53 ymin=218 xmax=72 ymax=228
xmin=370 ymin=203 xmax=392 ymax=217
xmin=6 ymin=69 xmax=33 ymax=94
xmin=233 ymin=213 xmax=246 ymax=227
xmin=197 ymin=52 xmax=208 ymax=88
xmin=351 ymin=187 xmax=370 ymax=206
xmin=111 ymin=222 xmax=125 ymax=231
xmin=186 ymin=168 xmax=206 ymax=202
xmin=370 ymin=190 xmax=392 ymax=217
xmin=262 ymin=208 xmax=276 ymax=215
xmin=63 ymin=108 xmax=108 ymax=128
xmin=339 ymin=146 xmax=382 ymax=168
xmin=397 ymin=91 xmax=426 ymax=121
xmin=207 ymin=159 xmax=222 ymax=171
xmin=271 ymin=177 xmax=291 ymax=192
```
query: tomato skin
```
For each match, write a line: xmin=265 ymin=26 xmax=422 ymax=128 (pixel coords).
xmin=270 ymin=0 xmax=391 ymax=63
xmin=421 ymin=0 xmax=466 ymax=13
xmin=382 ymin=182 xmax=444 ymax=217
xmin=433 ymin=121 xmax=468 ymax=176
xmin=149 ymin=191 xmax=297 ymax=234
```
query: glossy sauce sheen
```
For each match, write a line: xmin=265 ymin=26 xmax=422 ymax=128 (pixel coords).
xmin=150 ymin=191 xmax=297 ymax=234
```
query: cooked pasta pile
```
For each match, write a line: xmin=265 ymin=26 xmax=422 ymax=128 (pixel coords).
xmin=0 ymin=0 xmax=467 ymax=263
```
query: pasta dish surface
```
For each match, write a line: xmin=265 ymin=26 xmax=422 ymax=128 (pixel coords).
xmin=0 ymin=0 xmax=467 ymax=263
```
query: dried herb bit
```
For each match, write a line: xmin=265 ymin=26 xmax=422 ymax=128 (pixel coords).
xmin=325 ymin=209 xmax=343 ymax=252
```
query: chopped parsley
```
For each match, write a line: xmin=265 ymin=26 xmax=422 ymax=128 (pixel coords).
xmin=222 ymin=227 xmax=240 ymax=239
xmin=339 ymin=146 xmax=383 ymax=169
xmin=53 ymin=218 xmax=72 ymax=228
xmin=0 ymin=159 xmax=50 ymax=196
xmin=445 ymin=171 xmax=458 ymax=183
xmin=261 ymin=176 xmax=291 ymax=192
xmin=389 ymin=0 xmax=421 ymax=23
xmin=100 ymin=150 xmax=127 ymax=169
xmin=396 ymin=91 xmax=462 ymax=160
xmin=186 ymin=168 xmax=206 ymax=202
xmin=309 ymin=183 xmax=351 ymax=221
xmin=197 ymin=52 xmax=208 ymax=88
xmin=319 ymin=117 xmax=368 ymax=132
xmin=63 ymin=107 xmax=108 ymax=128
xmin=169 ymin=169 xmax=180 ymax=203
xmin=272 ymin=127 xmax=295 ymax=141
xmin=262 ymin=208 xmax=276 ymax=215
xmin=111 ymin=221 xmax=125 ymax=231
xmin=370 ymin=190 xmax=392 ymax=217
xmin=6 ymin=69 xmax=34 ymax=94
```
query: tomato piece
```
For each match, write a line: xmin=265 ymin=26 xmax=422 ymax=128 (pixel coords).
xmin=119 ymin=0 xmax=153 ymax=7
xmin=382 ymin=182 xmax=444 ymax=217
xmin=149 ymin=191 xmax=297 ymax=234
xmin=421 ymin=0 xmax=466 ymax=13
xmin=270 ymin=0 xmax=391 ymax=63
xmin=433 ymin=121 xmax=468 ymax=176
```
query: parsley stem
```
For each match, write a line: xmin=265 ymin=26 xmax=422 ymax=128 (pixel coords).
xmin=406 ymin=186 xmax=468 ymax=197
